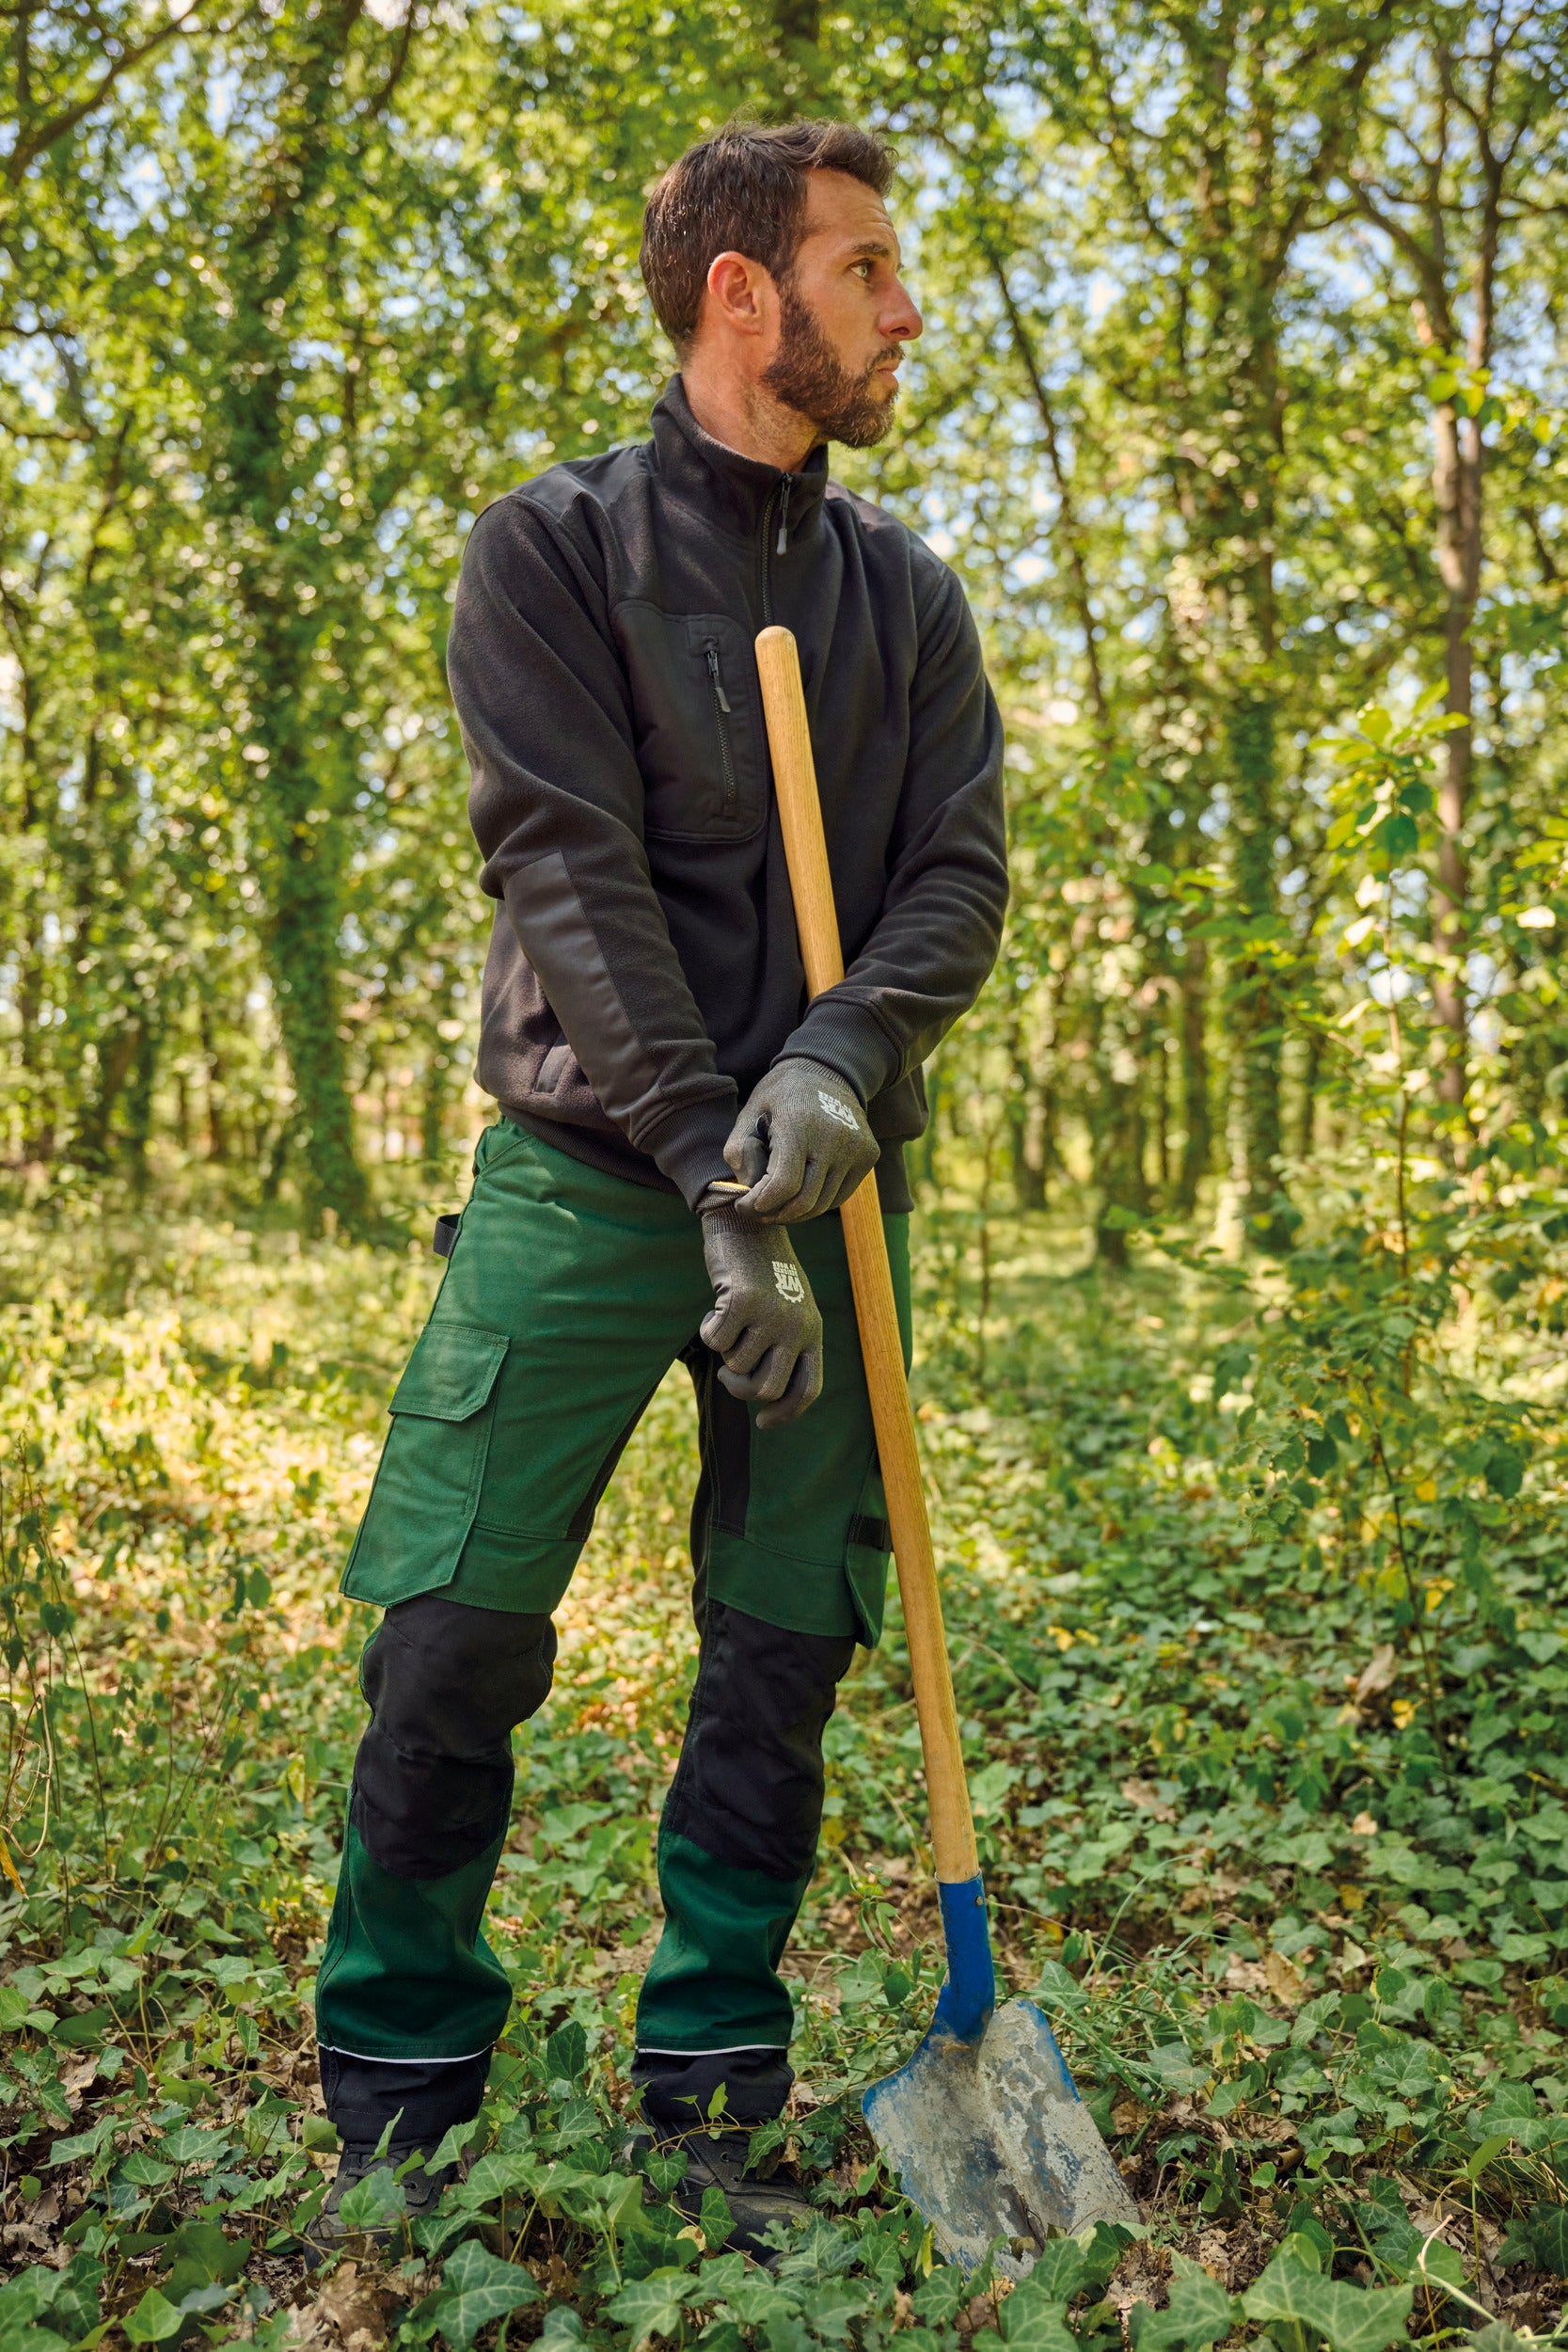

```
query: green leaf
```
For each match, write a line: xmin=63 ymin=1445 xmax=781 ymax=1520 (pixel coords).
xmin=0 ymin=2270 xmax=71 ymax=2331
xmin=798 ymin=2280 xmax=871 ymax=2340
xmin=911 ymin=2269 xmax=969 ymax=2326
xmin=1414 ymin=2238 xmax=1465 ymax=2293
xmin=606 ymin=2265 xmax=695 ymax=2349
xmin=165 ymin=2220 xmax=251 ymax=2290
xmin=698 ymin=2183 xmax=734 ymax=2251
xmin=336 ymin=2165 xmax=405 ymax=2233
xmin=1243 ymin=2256 xmax=1413 ymax=2352
xmin=176 ymin=2282 xmax=237 ymax=2320
xmin=426 ymin=2116 xmax=483 ymax=2176
xmin=1465 ymin=2134 xmax=1513 ymax=2182
xmin=1131 ymin=2256 xmax=1237 ymax=2352
xmin=723 ymin=2280 xmax=793 ymax=2328
xmin=54 ymin=2007 xmax=114 ymax=2049
xmin=431 ymin=2239 xmax=540 ymax=2349
xmin=0 ymin=1985 xmax=35 ymax=2032
xmin=1000 ymin=2296 xmax=1078 ymax=2352
xmin=46 ymin=2122 xmax=116 ymax=2169
xmin=544 ymin=2019 xmax=589 ymax=2085
xmin=118 ymin=2151 xmax=175 ymax=2189
xmin=461 ymin=2150 xmax=537 ymax=2203
xmin=155 ymin=2125 xmax=233 ymax=2168
xmin=1021 ymin=2241 xmax=1086 ymax=2303
xmin=1522 ymin=2207 xmax=1568 ymax=2276
xmin=970 ymin=1759 xmax=1019 ymax=1817
xmin=122 ymin=2290 xmax=187 ymax=2346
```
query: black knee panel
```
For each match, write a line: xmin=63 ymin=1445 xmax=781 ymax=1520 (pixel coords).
xmin=349 ymin=1594 xmax=557 ymax=1881
xmin=662 ymin=1600 xmax=854 ymax=1883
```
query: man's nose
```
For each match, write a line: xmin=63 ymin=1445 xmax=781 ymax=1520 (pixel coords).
xmin=883 ymin=278 xmax=923 ymax=342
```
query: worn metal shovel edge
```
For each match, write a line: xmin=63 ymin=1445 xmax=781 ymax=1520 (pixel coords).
xmin=863 ymin=1876 xmax=1140 ymax=2280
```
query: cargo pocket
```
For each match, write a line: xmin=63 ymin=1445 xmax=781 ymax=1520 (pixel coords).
xmin=844 ymin=1458 xmax=894 ymax=1649
xmin=341 ymin=1321 xmax=510 ymax=1608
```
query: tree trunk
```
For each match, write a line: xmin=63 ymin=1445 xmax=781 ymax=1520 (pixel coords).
xmin=1296 ymin=1023 xmax=1324 ymax=1160
xmin=1228 ymin=697 xmax=1289 ymax=1249
xmin=1007 ymin=1083 xmax=1049 ymax=1212
xmin=123 ymin=1014 xmax=160 ymax=1192
xmin=1091 ymin=1008 xmax=1149 ymax=1265
xmin=421 ymin=1052 xmax=450 ymax=1174
xmin=200 ymin=1002 xmax=229 ymax=1163
xmin=209 ymin=0 xmax=370 ymax=1231
xmin=75 ymin=1022 xmax=140 ymax=1170
xmin=262 ymin=782 xmax=367 ymax=1230
xmin=1430 ymin=398 xmax=1482 ymax=1106
xmin=1176 ymin=938 xmax=1212 ymax=1212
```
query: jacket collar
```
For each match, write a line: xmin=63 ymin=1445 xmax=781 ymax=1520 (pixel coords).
xmin=650 ymin=374 xmax=830 ymax=548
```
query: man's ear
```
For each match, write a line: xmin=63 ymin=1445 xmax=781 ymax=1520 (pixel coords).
xmin=703 ymin=249 xmax=773 ymax=341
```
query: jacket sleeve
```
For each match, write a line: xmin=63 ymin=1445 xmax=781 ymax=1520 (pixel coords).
xmin=450 ymin=491 xmax=736 ymax=1208
xmin=776 ymin=560 xmax=1008 ymax=1103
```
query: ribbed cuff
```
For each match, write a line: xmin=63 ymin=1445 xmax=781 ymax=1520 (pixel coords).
xmin=639 ymin=1095 xmax=739 ymax=1211
xmin=773 ymin=998 xmax=897 ymax=1108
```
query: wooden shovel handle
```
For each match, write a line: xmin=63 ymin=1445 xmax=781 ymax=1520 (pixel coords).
xmin=755 ymin=625 xmax=979 ymax=1887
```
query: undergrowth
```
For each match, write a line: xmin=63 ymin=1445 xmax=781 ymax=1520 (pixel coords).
xmin=5 ymin=1178 xmax=1568 ymax=2352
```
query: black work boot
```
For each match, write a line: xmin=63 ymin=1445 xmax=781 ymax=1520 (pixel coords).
xmin=304 ymin=2141 xmax=458 ymax=2266
xmin=649 ymin=2129 xmax=813 ymax=2262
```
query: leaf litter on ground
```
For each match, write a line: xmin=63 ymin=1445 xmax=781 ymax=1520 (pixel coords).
xmin=3 ymin=1199 xmax=1568 ymax=2347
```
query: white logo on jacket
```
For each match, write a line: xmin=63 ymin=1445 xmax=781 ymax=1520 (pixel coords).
xmin=772 ymin=1261 xmax=805 ymax=1302
xmin=818 ymin=1090 xmax=858 ymax=1130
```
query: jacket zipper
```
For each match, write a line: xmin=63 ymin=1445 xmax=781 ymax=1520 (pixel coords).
xmin=705 ymin=643 xmax=737 ymax=813
xmin=761 ymin=486 xmax=778 ymax=624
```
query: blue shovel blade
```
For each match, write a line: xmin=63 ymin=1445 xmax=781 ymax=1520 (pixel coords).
xmin=863 ymin=1876 xmax=1139 ymax=2276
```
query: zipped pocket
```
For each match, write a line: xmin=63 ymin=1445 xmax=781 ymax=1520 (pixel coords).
xmin=705 ymin=641 xmax=738 ymax=814
xmin=611 ymin=601 xmax=767 ymax=841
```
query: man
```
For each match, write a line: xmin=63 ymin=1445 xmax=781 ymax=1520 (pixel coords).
xmin=310 ymin=117 xmax=1006 ymax=2259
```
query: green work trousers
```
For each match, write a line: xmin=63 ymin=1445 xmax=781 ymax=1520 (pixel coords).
xmin=314 ymin=1120 xmax=910 ymax=2142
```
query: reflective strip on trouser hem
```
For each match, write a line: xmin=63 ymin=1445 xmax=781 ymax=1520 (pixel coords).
xmin=319 ymin=2043 xmax=493 ymax=2063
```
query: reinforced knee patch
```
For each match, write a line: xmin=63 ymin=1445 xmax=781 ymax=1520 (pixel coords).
xmin=662 ymin=1599 xmax=854 ymax=1883
xmin=349 ymin=1593 xmax=557 ymax=1880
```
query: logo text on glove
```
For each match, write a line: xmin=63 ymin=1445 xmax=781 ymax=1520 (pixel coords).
xmin=817 ymin=1090 xmax=858 ymax=1130
xmin=772 ymin=1260 xmax=805 ymax=1302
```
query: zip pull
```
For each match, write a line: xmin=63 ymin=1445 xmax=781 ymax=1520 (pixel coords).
xmin=776 ymin=474 xmax=792 ymax=555
xmin=705 ymin=644 xmax=731 ymax=712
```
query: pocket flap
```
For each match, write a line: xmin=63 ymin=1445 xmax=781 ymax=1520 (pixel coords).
xmin=389 ymin=1321 xmax=508 ymax=1422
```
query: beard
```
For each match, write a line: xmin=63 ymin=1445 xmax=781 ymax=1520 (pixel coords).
xmin=760 ymin=276 xmax=900 ymax=448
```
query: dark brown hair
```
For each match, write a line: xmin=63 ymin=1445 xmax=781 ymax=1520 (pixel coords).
xmin=640 ymin=119 xmax=896 ymax=355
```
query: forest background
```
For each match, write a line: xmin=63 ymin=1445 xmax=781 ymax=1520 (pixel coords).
xmin=5 ymin=2 xmax=1568 ymax=2349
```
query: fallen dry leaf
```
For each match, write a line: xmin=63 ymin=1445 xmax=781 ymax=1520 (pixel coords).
xmin=1354 ymin=1644 xmax=1398 ymax=1703
xmin=1264 ymin=1950 xmax=1306 ymax=2005
xmin=1122 ymin=1777 xmax=1179 ymax=1822
xmin=312 ymin=2262 xmax=398 ymax=2349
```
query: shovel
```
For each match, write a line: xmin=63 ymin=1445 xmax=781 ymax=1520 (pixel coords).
xmin=753 ymin=626 xmax=1139 ymax=2278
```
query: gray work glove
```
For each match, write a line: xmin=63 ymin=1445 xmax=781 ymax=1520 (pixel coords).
xmin=724 ymin=1057 xmax=879 ymax=1222
xmin=699 ymin=1202 xmax=823 ymax=1428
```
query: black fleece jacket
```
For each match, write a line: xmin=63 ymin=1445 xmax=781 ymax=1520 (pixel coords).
xmin=449 ymin=376 xmax=1007 ymax=1215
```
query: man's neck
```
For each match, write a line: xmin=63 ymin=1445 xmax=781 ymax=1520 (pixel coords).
xmin=680 ymin=362 xmax=819 ymax=473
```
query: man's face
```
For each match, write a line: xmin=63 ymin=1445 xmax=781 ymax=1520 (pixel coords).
xmin=760 ymin=169 xmax=922 ymax=448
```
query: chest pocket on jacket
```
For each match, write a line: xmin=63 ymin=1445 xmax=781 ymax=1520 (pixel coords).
xmin=613 ymin=602 xmax=768 ymax=844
